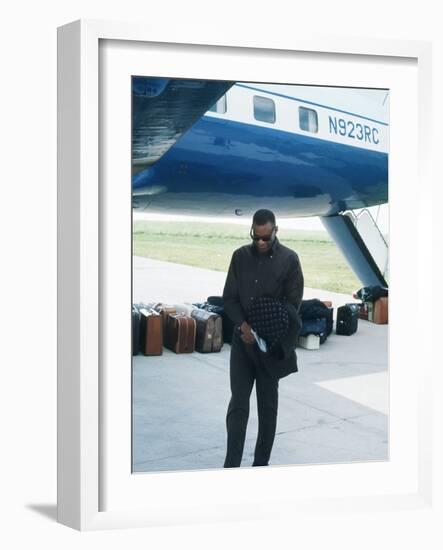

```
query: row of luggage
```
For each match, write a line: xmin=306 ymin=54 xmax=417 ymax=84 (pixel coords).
xmin=298 ymin=300 xmax=360 ymax=349
xmin=132 ymin=299 xmax=228 ymax=356
xmin=354 ymin=285 xmax=389 ymax=325
xmin=357 ymin=298 xmax=388 ymax=324
xmin=133 ymin=294 xmax=380 ymax=356
xmin=298 ymin=291 xmax=389 ymax=351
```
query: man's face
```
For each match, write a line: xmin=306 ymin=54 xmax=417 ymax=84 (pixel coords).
xmin=251 ymin=222 xmax=277 ymax=254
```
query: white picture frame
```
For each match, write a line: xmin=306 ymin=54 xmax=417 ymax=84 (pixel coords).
xmin=57 ymin=19 xmax=433 ymax=531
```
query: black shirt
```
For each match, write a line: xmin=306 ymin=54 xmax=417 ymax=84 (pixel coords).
xmin=222 ymin=237 xmax=304 ymax=327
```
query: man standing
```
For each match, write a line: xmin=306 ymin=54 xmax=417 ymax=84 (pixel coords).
xmin=222 ymin=209 xmax=304 ymax=468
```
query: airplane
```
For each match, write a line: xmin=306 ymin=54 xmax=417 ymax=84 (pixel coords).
xmin=132 ymin=77 xmax=389 ymax=288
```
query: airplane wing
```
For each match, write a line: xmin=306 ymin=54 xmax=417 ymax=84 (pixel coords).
xmin=132 ymin=77 xmax=234 ymax=175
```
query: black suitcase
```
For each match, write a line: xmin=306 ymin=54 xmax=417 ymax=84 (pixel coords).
xmin=325 ymin=307 xmax=334 ymax=337
xmin=336 ymin=303 xmax=359 ymax=335
xmin=132 ymin=305 xmax=141 ymax=355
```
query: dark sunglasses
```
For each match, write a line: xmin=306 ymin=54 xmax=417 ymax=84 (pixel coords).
xmin=250 ymin=227 xmax=276 ymax=242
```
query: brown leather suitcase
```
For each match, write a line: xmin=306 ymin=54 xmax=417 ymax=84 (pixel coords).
xmin=153 ymin=303 xmax=177 ymax=334
xmin=165 ymin=314 xmax=196 ymax=353
xmin=191 ymin=308 xmax=223 ymax=353
xmin=139 ymin=308 xmax=163 ymax=356
xmin=373 ymin=297 xmax=388 ymax=324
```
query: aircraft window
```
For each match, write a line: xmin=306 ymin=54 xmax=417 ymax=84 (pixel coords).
xmin=253 ymin=96 xmax=276 ymax=124
xmin=209 ymin=94 xmax=227 ymax=114
xmin=299 ymin=107 xmax=318 ymax=133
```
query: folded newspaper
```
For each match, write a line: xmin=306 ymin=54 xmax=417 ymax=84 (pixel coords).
xmin=251 ymin=329 xmax=267 ymax=352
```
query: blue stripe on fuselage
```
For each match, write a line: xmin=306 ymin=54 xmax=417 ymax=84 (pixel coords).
xmin=132 ymin=115 xmax=388 ymax=217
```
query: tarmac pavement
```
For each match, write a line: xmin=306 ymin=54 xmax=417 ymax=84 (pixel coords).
xmin=132 ymin=256 xmax=388 ymax=473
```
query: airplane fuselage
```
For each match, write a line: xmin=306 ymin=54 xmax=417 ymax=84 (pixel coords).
xmin=132 ymin=83 xmax=388 ymax=219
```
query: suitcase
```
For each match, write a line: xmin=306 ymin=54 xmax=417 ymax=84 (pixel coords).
xmin=132 ymin=306 xmax=141 ymax=356
xmin=373 ymin=297 xmax=388 ymax=324
xmin=367 ymin=301 xmax=374 ymax=322
xmin=139 ymin=308 xmax=163 ymax=356
xmin=336 ymin=303 xmax=359 ymax=335
xmin=207 ymin=296 xmax=235 ymax=344
xmin=195 ymin=297 xmax=235 ymax=344
xmin=165 ymin=314 xmax=196 ymax=353
xmin=153 ymin=303 xmax=177 ymax=333
xmin=358 ymin=302 xmax=369 ymax=320
xmin=191 ymin=308 xmax=223 ymax=353
xmin=324 ymin=307 xmax=333 ymax=337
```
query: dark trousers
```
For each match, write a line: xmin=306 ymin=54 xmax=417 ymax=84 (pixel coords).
xmin=224 ymin=331 xmax=279 ymax=468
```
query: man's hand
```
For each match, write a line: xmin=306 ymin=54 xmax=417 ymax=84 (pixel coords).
xmin=240 ymin=321 xmax=255 ymax=344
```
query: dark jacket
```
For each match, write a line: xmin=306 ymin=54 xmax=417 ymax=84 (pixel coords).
xmin=223 ymin=238 xmax=304 ymax=379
